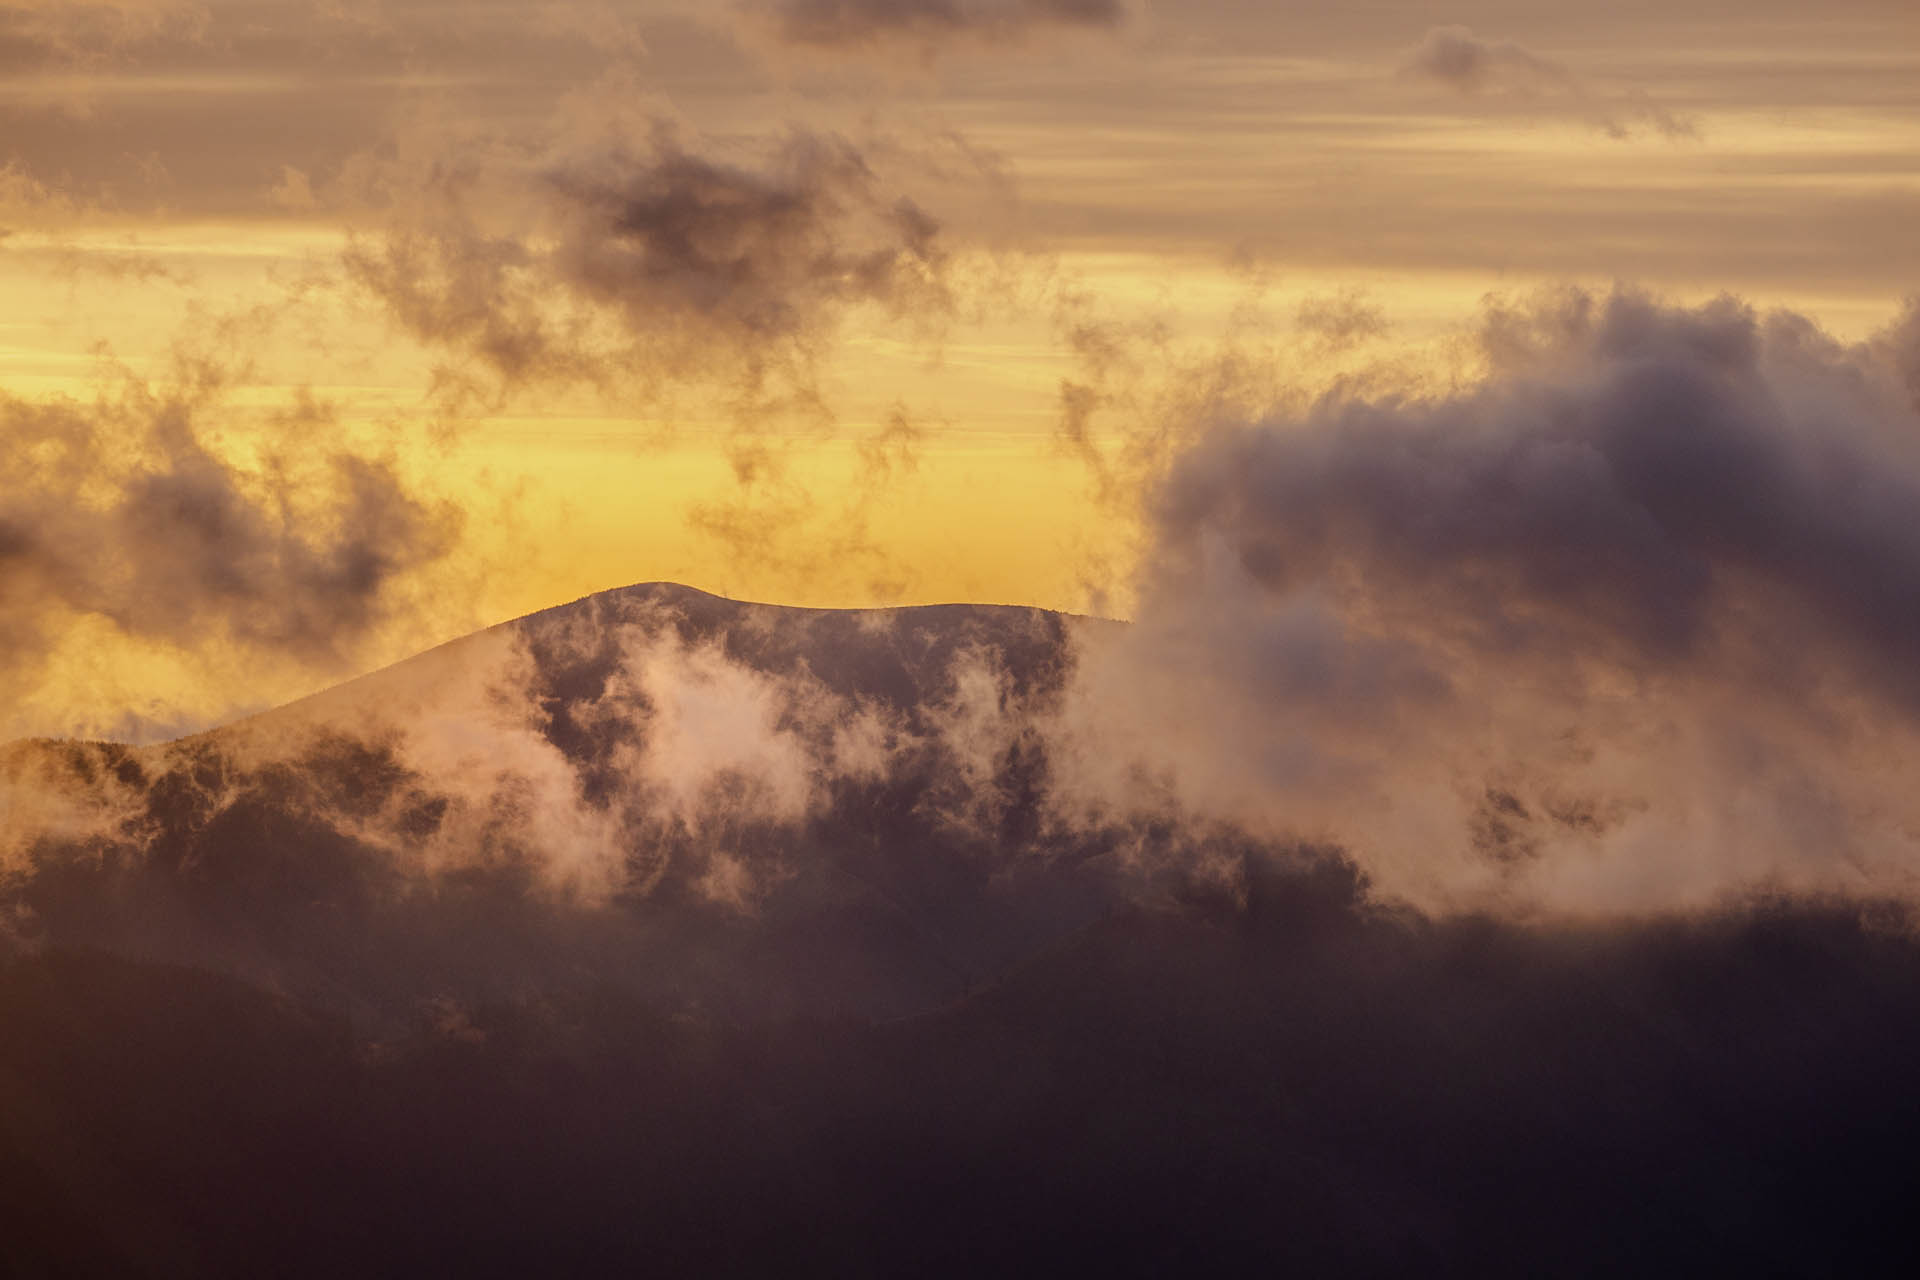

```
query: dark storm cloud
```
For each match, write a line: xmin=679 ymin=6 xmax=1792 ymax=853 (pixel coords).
xmin=1401 ymin=25 xmax=1696 ymax=139
xmin=345 ymin=119 xmax=953 ymax=405
xmin=0 ymin=364 xmax=459 ymax=677
xmin=1164 ymin=292 xmax=1920 ymax=696
xmin=744 ymin=0 xmax=1125 ymax=49
xmin=1052 ymin=290 xmax=1920 ymax=911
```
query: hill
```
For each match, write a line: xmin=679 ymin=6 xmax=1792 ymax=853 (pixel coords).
xmin=4 ymin=583 xmax=1920 ymax=1275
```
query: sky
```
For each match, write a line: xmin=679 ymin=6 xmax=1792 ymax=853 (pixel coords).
xmin=3 ymin=0 xmax=1918 ymax=741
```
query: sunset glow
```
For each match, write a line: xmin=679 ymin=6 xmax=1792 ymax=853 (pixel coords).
xmin=6 ymin=0 xmax=1914 ymax=739
xmin=6 ymin=4 xmax=1920 ymax=1272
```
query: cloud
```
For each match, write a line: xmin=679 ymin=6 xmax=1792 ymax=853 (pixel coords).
xmin=611 ymin=629 xmax=822 ymax=836
xmin=0 ymin=737 xmax=150 ymax=876
xmin=1048 ymin=289 xmax=1920 ymax=913
xmin=1048 ymin=273 xmax=1303 ymax=513
xmin=0 ymin=159 xmax=76 ymax=229
xmin=1401 ymin=25 xmax=1696 ymax=140
xmin=0 ymin=358 xmax=461 ymax=711
xmin=14 ymin=290 xmax=1920 ymax=936
xmin=0 ymin=585 xmax=1105 ymax=1023
xmin=1402 ymin=24 xmax=1566 ymax=93
xmin=544 ymin=126 xmax=950 ymax=373
xmin=0 ymin=0 xmax=207 ymax=72
xmin=742 ymin=0 xmax=1126 ymax=51
xmin=344 ymin=108 xmax=954 ymax=413
xmin=1876 ymin=295 xmax=1920 ymax=413
xmin=1295 ymin=288 xmax=1389 ymax=351
xmin=681 ymin=407 xmax=934 ymax=600
xmin=0 ymin=581 xmax=1091 ymax=907
xmin=90 ymin=589 xmax=891 ymax=910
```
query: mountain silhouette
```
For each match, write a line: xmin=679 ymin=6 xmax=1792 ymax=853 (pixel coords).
xmin=4 ymin=584 xmax=1920 ymax=1276
xmin=5 ymin=583 xmax=1119 ymax=1025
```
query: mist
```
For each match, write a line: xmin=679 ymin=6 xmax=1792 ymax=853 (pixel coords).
xmin=7 ymin=0 xmax=1920 ymax=1271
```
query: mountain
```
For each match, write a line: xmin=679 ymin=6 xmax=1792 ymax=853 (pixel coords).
xmin=4 ymin=583 xmax=1117 ymax=1025
xmin=4 ymin=584 xmax=1920 ymax=1276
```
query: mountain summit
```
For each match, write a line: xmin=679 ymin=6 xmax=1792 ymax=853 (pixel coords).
xmin=4 ymin=582 xmax=1114 ymax=1023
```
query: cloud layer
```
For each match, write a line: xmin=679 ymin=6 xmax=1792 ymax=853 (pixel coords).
xmin=1051 ymin=290 xmax=1920 ymax=912
xmin=12 ymin=294 xmax=1920 ymax=931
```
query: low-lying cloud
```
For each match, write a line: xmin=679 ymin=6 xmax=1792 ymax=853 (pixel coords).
xmin=1052 ymin=289 xmax=1920 ymax=912
xmin=11 ymin=292 xmax=1920 ymax=969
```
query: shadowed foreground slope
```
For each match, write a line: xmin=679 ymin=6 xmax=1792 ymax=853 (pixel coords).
xmin=5 ymin=861 xmax=1919 ymax=1276
xmin=4 ymin=585 xmax=1920 ymax=1275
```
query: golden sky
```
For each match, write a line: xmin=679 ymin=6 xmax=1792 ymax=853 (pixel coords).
xmin=3 ymin=0 xmax=1917 ymax=740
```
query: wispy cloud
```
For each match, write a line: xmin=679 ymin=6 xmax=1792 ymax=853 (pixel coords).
xmin=741 ymin=0 xmax=1127 ymax=53
xmin=1401 ymin=25 xmax=1697 ymax=139
xmin=0 ymin=355 xmax=460 ymax=721
xmin=343 ymin=102 xmax=956 ymax=416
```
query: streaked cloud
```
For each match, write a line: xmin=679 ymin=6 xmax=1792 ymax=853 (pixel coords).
xmin=1401 ymin=24 xmax=1696 ymax=139
xmin=742 ymin=0 xmax=1126 ymax=51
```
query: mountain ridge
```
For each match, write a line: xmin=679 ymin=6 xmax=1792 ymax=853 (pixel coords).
xmin=2 ymin=579 xmax=1117 ymax=1026
xmin=7 ymin=581 xmax=1920 ymax=1274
